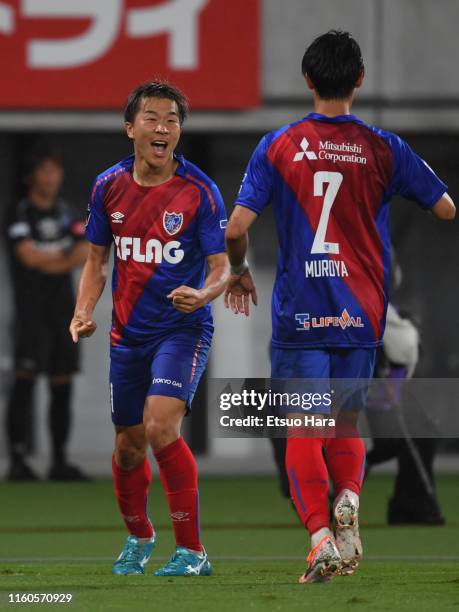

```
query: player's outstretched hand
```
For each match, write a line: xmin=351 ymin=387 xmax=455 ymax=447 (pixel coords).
xmin=167 ymin=286 xmax=209 ymax=313
xmin=224 ymin=269 xmax=258 ymax=316
xmin=69 ymin=312 xmax=97 ymax=343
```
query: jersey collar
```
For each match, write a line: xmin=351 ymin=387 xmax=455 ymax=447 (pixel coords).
xmin=305 ymin=112 xmax=361 ymax=124
xmin=124 ymin=152 xmax=187 ymax=181
xmin=174 ymin=154 xmax=187 ymax=177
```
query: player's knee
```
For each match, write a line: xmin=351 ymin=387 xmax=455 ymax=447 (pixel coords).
xmin=115 ymin=440 xmax=146 ymax=470
xmin=115 ymin=447 xmax=145 ymax=470
xmin=144 ymin=416 xmax=178 ymax=450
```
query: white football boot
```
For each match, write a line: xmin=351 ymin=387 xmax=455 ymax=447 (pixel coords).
xmin=299 ymin=535 xmax=342 ymax=584
xmin=334 ymin=489 xmax=363 ymax=575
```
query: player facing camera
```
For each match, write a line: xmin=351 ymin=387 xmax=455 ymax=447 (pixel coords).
xmin=70 ymin=80 xmax=229 ymax=577
xmin=124 ymin=81 xmax=189 ymax=174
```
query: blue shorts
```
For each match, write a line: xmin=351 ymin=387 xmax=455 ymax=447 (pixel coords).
xmin=271 ymin=347 xmax=376 ymax=412
xmin=109 ymin=327 xmax=212 ymax=427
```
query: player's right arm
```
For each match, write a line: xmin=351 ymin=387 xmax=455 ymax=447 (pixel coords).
xmin=225 ymin=135 xmax=274 ymax=316
xmin=70 ymin=175 xmax=113 ymax=343
xmin=225 ymin=206 xmax=259 ymax=316
xmin=69 ymin=243 xmax=110 ymax=343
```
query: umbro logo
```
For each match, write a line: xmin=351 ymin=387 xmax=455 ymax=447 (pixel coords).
xmin=122 ymin=514 xmax=140 ymax=522
xmin=111 ymin=211 xmax=125 ymax=223
xmin=171 ymin=511 xmax=190 ymax=521
xmin=293 ymin=138 xmax=317 ymax=161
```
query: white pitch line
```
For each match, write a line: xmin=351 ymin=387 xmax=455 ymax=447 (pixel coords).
xmin=0 ymin=555 xmax=459 ymax=563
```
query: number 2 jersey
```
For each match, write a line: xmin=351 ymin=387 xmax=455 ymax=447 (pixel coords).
xmin=86 ymin=154 xmax=227 ymax=346
xmin=236 ymin=113 xmax=447 ymax=349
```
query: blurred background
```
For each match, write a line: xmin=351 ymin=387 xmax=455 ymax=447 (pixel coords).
xmin=0 ymin=0 xmax=458 ymax=480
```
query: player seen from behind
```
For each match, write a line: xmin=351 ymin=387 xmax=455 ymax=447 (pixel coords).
xmin=224 ymin=30 xmax=455 ymax=583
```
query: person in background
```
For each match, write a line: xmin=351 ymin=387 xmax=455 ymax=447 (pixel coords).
xmin=5 ymin=149 xmax=89 ymax=481
xmin=366 ymin=304 xmax=445 ymax=525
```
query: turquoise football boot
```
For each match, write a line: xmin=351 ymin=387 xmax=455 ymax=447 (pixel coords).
xmin=112 ymin=535 xmax=156 ymax=575
xmin=153 ymin=547 xmax=212 ymax=576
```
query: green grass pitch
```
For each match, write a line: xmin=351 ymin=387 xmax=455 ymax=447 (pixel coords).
xmin=0 ymin=474 xmax=458 ymax=611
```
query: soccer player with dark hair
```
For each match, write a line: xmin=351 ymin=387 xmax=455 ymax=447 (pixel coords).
xmin=6 ymin=150 xmax=88 ymax=481
xmin=225 ymin=30 xmax=455 ymax=583
xmin=70 ymin=81 xmax=229 ymax=576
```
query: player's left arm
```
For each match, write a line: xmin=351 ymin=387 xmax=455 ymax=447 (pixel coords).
xmin=391 ymin=135 xmax=456 ymax=220
xmin=169 ymin=178 xmax=230 ymax=313
xmin=431 ymin=192 xmax=456 ymax=220
xmin=168 ymin=252 xmax=230 ymax=313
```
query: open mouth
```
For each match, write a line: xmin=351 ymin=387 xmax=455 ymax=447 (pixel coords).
xmin=151 ymin=140 xmax=168 ymax=156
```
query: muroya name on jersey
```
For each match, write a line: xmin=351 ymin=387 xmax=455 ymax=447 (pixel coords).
xmin=114 ymin=235 xmax=184 ymax=264
xmin=305 ymin=259 xmax=349 ymax=278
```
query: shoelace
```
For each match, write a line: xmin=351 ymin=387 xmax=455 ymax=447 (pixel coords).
xmin=166 ymin=552 xmax=194 ymax=570
xmin=163 ymin=551 xmax=185 ymax=570
xmin=121 ymin=542 xmax=143 ymax=564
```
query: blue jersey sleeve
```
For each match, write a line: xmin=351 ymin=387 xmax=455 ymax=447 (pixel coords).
xmin=236 ymin=135 xmax=273 ymax=214
xmin=388 ymin=135 xmax=447 ymax=209
xmin=197 ymin=182 xmax=227 ymax=256
xmin=85 ymin=179 xmax=113 ymax=246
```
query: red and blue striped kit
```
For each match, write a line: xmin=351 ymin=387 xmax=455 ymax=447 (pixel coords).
xmin=237 ymin=113 xmax=447 ymax=349
xmin=86 ymin=154 xmax=227 ymax=346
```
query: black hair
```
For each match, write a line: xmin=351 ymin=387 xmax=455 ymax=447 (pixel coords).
xmin=301 ymin=30 xmax=364 ymax=100
xmin=24 ymin=147 xmax=63 ymax=180
xmin=124 ymin=80 xmax=189 ymax=125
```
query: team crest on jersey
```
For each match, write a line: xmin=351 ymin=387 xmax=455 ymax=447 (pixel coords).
xmin=163 ymin=211 xmax=183 ymax=236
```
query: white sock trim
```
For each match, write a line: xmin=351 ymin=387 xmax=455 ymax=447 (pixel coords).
xmin=137 ymin=535 xmax=155 ymax=544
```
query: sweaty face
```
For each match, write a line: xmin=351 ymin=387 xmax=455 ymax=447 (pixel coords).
xmin=126 ymin=97 xmax=181 ymax=169
xmin=30 ymin=160 xmax=64 ymax=200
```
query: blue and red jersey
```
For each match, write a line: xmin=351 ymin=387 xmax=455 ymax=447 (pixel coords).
xmin=86 ymin=154 xmax=227 ymax=345
xmin=236 ymin=113 xmax=447 ymax=349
